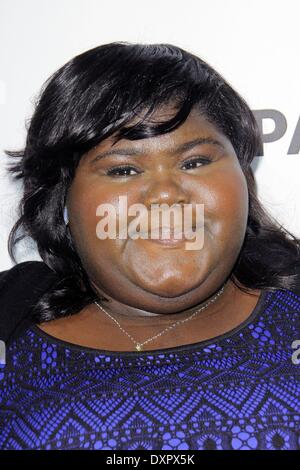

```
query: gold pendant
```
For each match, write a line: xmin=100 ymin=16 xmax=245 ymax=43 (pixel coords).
xmin=135 ymin=343 xmax=143 ymax=351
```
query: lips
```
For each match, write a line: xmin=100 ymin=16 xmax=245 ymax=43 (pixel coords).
xmin=138 ymin=225 xmax=201 ymax=241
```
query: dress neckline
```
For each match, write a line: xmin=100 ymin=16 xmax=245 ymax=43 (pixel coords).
xmin=30 ymin=288 xmax=270 ymax=357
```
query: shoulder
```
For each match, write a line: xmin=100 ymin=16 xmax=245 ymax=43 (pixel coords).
xmin=0 ymin=261 xmax=59 ymax=344
xmin=0 ymin=260 xmax=56 ymax=294
xmin=286 ymin=263 xmax=300 ymax=298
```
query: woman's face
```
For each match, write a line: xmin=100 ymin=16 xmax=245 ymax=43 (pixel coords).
xmin=66 ymin=107 xmax=249 ymax=314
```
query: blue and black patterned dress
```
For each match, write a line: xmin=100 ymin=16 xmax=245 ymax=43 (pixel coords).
xmin=0 ymin=287 xmax=300 ymax=450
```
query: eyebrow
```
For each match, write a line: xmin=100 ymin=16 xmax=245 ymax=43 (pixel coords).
xmin=90 ymin=136 xmax=225 ymax=164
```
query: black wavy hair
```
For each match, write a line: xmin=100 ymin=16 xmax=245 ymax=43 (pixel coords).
xmin=5 ymin=41 xmax=300 ymax=322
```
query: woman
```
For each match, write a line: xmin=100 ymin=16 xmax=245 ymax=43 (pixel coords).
xmin=0 ymin=41 xmax=300 ymax=450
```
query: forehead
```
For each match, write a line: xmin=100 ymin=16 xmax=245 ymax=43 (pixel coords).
xmin=86 ymin=107 xmax=234 ymax=158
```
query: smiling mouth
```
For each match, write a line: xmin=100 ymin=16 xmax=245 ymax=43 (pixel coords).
xmin=137 ymin=226 xmax=201 ymax=246
xmin=145 ymin=237 xmax=187 ymax=247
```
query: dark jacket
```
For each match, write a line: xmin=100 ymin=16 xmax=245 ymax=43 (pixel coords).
xmin=0 ymin=261 xmax=59 ymax=346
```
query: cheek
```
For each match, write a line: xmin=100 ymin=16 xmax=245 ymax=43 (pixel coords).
xmin=202 ymin=166 xmax=249 ymax=243
xmin=66 ymin=177 xmax=139 ymax=259
xmin=67 ymin=187 xmax=99 ymax=245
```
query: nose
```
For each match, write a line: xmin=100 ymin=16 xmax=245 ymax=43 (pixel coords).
xmin=143 ymin=175 xmax=189 ymax=208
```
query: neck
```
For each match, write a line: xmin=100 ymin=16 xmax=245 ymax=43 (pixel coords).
xmin=89 ymin=278 xmax=234 ymax=327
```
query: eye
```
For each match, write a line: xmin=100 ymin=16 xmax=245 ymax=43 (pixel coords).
xmin=105 ymin=156 xmax=212 ymax=177
xmin=106 ymin=165 xmax=141 ymax=177
xmin=181 ymin=156 xmax=212 ymax=170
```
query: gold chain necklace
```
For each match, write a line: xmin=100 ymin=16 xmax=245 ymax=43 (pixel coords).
xmin=94 ymin=283 xmax=226 ymax=351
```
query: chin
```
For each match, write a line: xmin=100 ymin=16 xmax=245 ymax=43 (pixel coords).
xmin=137 ymin=277 xmax=203 ymax=299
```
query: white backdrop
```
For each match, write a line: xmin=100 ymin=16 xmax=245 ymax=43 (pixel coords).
xmin=0 ymin=0 xmax=299 ymax=270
